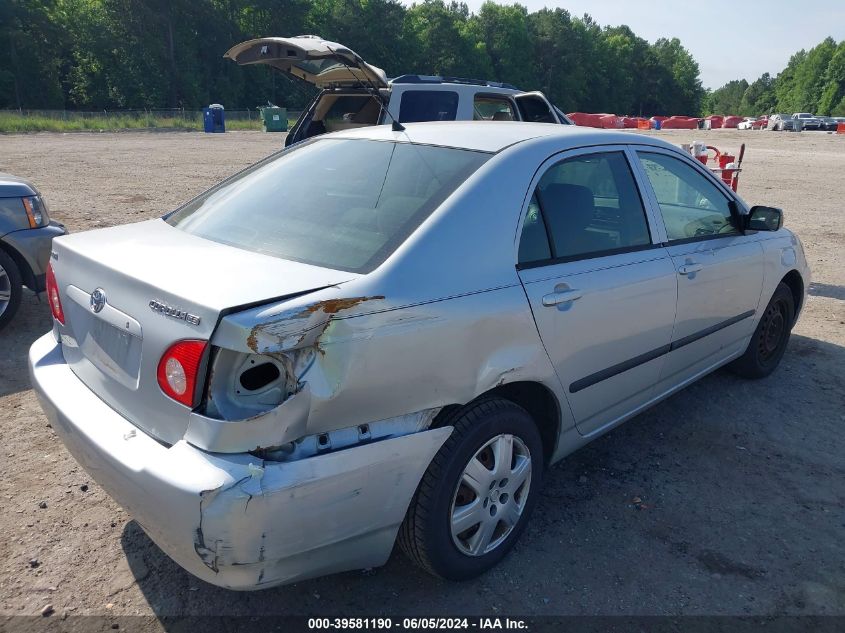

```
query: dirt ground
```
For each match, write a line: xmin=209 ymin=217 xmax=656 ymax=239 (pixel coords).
xmin=0 ymin=128 xmax=843 ymax=623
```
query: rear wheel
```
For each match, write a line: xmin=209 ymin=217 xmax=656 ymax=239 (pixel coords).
xmin=0 ymin=249 xmax=22 ymax=331
xmin=398 ymin=397 xmax=543 ymax=580
xmin=729 ymin=282 xmax=794 ymax=379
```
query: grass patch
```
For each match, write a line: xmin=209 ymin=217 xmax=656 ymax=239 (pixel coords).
xmin=0 ymin=112 xmax=272 ymax=133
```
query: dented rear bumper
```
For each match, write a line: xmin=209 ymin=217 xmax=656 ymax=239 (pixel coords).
xmin=29 ymin=332 xmax=451 ymax=590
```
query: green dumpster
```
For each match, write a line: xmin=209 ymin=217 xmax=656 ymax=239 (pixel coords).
xmin=261 ymin=106 xmax=287 ymax=132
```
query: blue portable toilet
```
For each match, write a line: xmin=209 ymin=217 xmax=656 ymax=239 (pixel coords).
xmin=203 ymin=104 xmax=225 ymax=133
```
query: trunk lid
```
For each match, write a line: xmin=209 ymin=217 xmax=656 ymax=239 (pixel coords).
xmin=53 ymin=219 xmax=354 ymax=445
xmin=224 ymin=35 xmax=388 ymax=89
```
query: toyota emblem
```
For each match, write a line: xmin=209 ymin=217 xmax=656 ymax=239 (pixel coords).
xmin=90 ymin=288 xmax=107 ymax=313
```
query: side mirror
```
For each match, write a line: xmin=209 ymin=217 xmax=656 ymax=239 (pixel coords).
xmin=746 ymin=205 xmax=783 ymax=232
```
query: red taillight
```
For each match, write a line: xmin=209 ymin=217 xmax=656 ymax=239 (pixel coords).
xmin=45 ymin=263 xmax=65 ymax=325
xmin=157 ymin=340 xmax=207 ymax=407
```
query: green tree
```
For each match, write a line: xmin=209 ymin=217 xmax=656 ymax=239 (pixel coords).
xmin=652 ymin=37 xmax=704 ymax=115
xmin=818 ymin=41 xmax=845 ymax=115
xmin=2 ymin=0 xmax=716 ymax=114
xmin=526 ymin=9 xmax=601 ymax=112
xmin=738 ymin=73 xmax=776 ymax=115
xmin=0 ymin=0 xmax=67 ymax=108
xmin=705 ymin=79 xmax=748 ymax=115
xmin=472 ymin=2 xmax=535 ymax=89
xmin=403 ymin=1 xmax=491 ymax=79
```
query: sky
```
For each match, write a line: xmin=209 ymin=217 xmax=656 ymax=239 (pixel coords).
xmin=410 ymin=0 xmax=845 ymax=89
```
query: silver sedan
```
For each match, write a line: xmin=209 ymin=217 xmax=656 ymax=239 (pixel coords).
xmin=30 ymin=122 xmax=810 ymax=589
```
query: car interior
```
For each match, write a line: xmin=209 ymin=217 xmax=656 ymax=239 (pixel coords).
xmin=519 ymin=152 xmax=652 ymax=264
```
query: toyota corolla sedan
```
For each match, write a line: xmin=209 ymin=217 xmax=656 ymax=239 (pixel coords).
xmin=30 ymin=122 xmax=809 ymax=590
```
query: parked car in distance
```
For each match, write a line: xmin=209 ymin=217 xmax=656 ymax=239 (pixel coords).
xmin=30 ymin=122 xmax=810 ymax=590
xmin=0 ymin=174 xmax=67 ymax=330
xmin=792 ymin=112 xmax=822 ymax=130
xmin=224 ymin=35 xmax=571 ymax=147
xmin=817 ymin=116 xmax=839 ymax=131
xmin=767 ymin=113 xmax=795 ymax=131
xmin=737 ymin=117 xmax=767 ymax=130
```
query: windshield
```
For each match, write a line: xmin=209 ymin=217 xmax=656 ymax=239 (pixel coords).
xmin=166 ymin=139 xmax=489 ymax=273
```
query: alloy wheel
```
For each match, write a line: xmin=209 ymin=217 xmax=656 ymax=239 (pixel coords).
xmin=449 ymin=433 xmax=532 ymax=556
xmin=0 ymin=262 xmax=11 ymax=318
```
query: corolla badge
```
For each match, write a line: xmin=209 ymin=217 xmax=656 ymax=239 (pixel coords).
xmin=149 ymin=299 xmax=201 ymax=326
xmin=90 ymin=288 xmax=107 ymax=313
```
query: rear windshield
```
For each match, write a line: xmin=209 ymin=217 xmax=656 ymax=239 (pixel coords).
xmin=166 ymin=139 xmax=489 ymax=273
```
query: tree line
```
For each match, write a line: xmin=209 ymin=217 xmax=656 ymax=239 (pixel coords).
xmin=706 ymin=37 xmax=845 ymax=117
xmin=1 ymin=0 xmax=705 ymax=116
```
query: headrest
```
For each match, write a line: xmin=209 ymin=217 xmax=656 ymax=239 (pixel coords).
xmin=537 ymin=183 xmax=595 ymax=229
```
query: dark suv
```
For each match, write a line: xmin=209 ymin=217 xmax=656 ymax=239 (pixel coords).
xmin=0 ymin=174 xmax=67 ymax=329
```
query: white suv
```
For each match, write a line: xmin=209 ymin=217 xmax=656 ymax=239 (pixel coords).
xmin=225 ymin=35 xmax=571 ymax=147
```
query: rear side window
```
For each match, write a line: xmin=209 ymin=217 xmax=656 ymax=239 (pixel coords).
xmin=167 ymin=139 xmax=489 ymax=273
xmin=518 ymin=152 xmax=651 ymax=265
xmin=398 ymin=90 xmax=459 ymax=123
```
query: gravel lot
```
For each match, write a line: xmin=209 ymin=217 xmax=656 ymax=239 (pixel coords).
xmin=0 ymin=129 xmax=843 ymax=623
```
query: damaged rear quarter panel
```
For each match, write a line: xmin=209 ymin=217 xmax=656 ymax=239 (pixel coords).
xmin=211 ymin=283 xmax=565 ymax=446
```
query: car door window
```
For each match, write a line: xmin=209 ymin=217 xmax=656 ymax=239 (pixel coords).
xmin=637 ymin=152 xmax=739 ymax=242
xmin=518 ymin=151 xmax=651 ymax=265
xmin=398 ymin=90 xmax=459 ymax=123
xmin=515 ymin=95 xmax=556 ymax=123
xmin=473 ymin=95 xmax=516 ymax=121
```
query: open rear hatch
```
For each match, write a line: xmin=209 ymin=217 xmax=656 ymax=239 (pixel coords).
xmin=52 ymin=219 xmax=354 ymax=445
xmin=224 ymin=35 xmax=388 ymax=89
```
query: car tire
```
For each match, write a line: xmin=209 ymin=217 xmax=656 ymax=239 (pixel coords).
xmin=0 ymin=248 xmax=23 ymax=331
xmin=398 ymin=397 xmax=544 ymax=580
xmin=729 ymin=282 xmax=795 ymax=379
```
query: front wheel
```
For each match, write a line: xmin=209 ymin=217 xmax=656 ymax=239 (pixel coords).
xmin=0 ymin=249 xmax=23 ymax=331
xmin=729 ymin=282 xmax=795 ymax=379
xmin=398 ymin=397 xmax=544 ymax=580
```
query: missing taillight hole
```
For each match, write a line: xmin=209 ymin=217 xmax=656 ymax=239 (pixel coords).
xmin=239 ymin=362 xmax=280 ymax=391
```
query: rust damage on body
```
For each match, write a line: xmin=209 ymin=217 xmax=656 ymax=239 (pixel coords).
xmin=302 ymin=296 xmax=385 ymax=315
xmin=246 ymin=296 xmax=385 ymax=354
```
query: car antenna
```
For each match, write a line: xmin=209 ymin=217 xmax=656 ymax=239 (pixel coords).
xmin=324 ymin=44 xmax=405 ymax=132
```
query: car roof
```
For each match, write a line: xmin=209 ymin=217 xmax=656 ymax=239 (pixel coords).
xmin=390 ymin=75 xmax=519 ymax=90
xmin=326 ymin=121 xmax=679 ymax=154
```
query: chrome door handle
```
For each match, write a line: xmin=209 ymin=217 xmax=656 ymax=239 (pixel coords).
xmin=678 ymin=263 xmax=703 ymax=275
xmin=542 ymin=289 xmax=584 ymax=306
